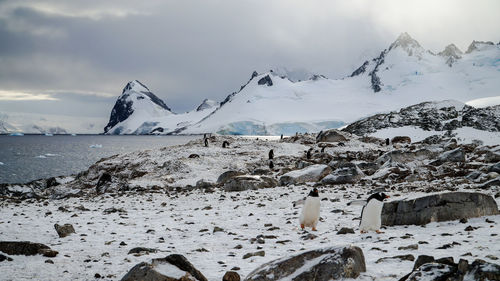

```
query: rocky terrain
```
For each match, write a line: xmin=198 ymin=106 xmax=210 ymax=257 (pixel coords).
xmin=344 ymin=100 xmax=500 ymax=136
xmin=0 ymin=130 xmax=499 ymax=280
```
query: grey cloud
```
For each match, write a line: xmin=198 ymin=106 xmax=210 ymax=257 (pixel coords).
xmin=1 ymin=0 xmax=499 ymax=118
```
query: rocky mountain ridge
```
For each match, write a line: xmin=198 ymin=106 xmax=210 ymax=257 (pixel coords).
xmin=343 ymin=100 xmax=500 ymax=136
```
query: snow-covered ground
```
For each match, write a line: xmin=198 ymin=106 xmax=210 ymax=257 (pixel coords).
xmin=0 ymin=134 xmax=499 ymax=280
xmin=0 ymin=185 xmax=498 ymax=280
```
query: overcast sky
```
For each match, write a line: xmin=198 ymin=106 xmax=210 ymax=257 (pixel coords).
xmin=1 ymin=0 xmax=499 ymax=121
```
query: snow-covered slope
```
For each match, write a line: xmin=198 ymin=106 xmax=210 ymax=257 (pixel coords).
xmin=104 ymin=80 xmax=219 ymax=135
xmin=180 ymin=33 xmax=500 ymax=135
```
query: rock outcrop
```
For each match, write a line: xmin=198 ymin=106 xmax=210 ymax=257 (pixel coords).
xmin=0 ymin=241 xmax=58 ymax=257
xmin=382 ymin=192 xmax=499 ymax=226
xmin=244 ymin=246 xmax=366 ymax=281
xmin=343 ymin=101 xmax=500 ymax=136
xmin=121 ymin=254 xmax=207 ymax=281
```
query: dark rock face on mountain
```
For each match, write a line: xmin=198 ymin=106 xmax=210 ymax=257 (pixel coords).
xmin=343 ymin=101 xmax=500 ymax=136
xmin=257 ymin=75 xmax=273 ymax=86
xmin=104 ymin=80 xmax=171 ymax=134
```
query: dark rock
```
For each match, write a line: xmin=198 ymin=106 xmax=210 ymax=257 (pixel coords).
xmin=413 ymin=255 xmax=435 ymax=270
xmin=257 ymin=75 xmax=273 ymax=86
xmin=45 ymin=259 xmax=54 ymax=264
xmin=488 ymin=162 xmax=500 ymax=173
xmin=223 ymin=271 xmax=240 ymax=281
xmin=46 ymin=177 xmax=59 ymax=188
xmin=121 ymin=254 xmax=208 ymax=281
xmin=0 ymin=253 xmax=13 ymax=262
xmin=382 ymin=192 xmax=499 ymax=226
xmin=54 ymin=223 xmax=76 ymax=238
xmin=96 ymin=172 xmax=112 ymax=192
xmin=223 ymin=175 xmax=277 ymax=192
xmin=188 ymin=154 xmax=200 ymax=159
xmin=376 ymin=254 xmax=414 ymax=263
xmin=128 ymin=247 xmax=158 ymax=255
xmin=244 ymin=246 xmax=365 ymax=281
xmin=391 ymin=136 xmax=411 ymax=144
xmin=479 ymin=178 xmax=500 ymax=189
xmin=316 ymin=129 xmax=348 ymax=143
xmin=243 ymin=251 xmax=265 ymax=259
xmin=401 ymin=257 xmax=500 ymax=281
xmin=336 ymin=227 xmax=355 ymax=235
xmin=431 ymin=148 xmax=465 ymax=166
xmin=0 ymin=241 xmax=58 ymax=257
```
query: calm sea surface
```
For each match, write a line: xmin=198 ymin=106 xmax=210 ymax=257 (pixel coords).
xmin=0 ymin=135 xmax=198 ymax=184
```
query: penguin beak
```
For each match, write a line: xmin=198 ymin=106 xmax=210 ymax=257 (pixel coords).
xmin=385 ymin=195 xmax=390 ymax=199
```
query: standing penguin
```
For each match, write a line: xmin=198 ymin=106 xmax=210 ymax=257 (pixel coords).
xmin=299 ymin=188 xmax=320 ymax=231
xmin=268 ymin=149 xmax=274 ymax=160
xmin=204 ymin=138 xmax=209 ymax=147
xmin=359 ymin=192 xmax=390 ymax=233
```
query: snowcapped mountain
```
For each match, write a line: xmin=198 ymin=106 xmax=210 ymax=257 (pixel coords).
xmin=103 ymin=33 xmax=500 ymax=135
xmin=104 ymin=80 xmax=219 ymax=135
xmin=180 ymin=33 xmax=499 ymax=135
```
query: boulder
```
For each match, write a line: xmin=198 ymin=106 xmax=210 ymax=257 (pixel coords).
xmin=54 ymin=223 xmax=76 ymax=238
xmin=401 ymin=257 xmax=500 ymax=281
xmin=0 ymin=241 xmax=58 ymax=257
xmin=223 ymin=271 xmax=241 ymax=281
xmin=279 ymin=164 xmax=331 ymax=185
xmin=121 ymin=254 xmax=207 ymax=281
xmin=321 ymin=163 xmax=364 ymax=184
xmin=223 ymin=175 xmax=277 ymax=192
xmin=316 ymin=129 xmax=348 ymax=143
xmin=376 ymin=150 xmax=436 ymax=166
xmin=488 ymin=162 xmax=500 ymax=173
xmin=217 ymin=171 xmax=244 ymax=184
xmin=439 ymin=147 xmax=465 ymax=162
xmin=391 ymin=136 xmax=411 ymax=144
xmin=244 ymin=246 xmax=366 ymax=281
xmin=382 ymin=192 xmax=499 ymax=226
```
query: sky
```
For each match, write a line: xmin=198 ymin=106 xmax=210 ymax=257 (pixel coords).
xmin=0 ymin=0 xmax=499 ymax=131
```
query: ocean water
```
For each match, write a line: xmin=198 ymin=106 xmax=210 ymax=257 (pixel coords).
xmin=0 ymin=135 xmax=198 ymax=184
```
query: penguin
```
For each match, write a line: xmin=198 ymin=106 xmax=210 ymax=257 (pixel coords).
xmin=268 ymin=149 xmax=274 ymax=160
xmin=359 ymin=192 xmax=390 ymax=233
xmin=306 ymin=148 xmax=312 ymax=159
xmin=222 ymin=141 xmax=230 ymax=148
xmin=299 ymin=188 xmax=320 ymax=231
xmin=385 ymin=138 xmax=390 ymax=146
xmin=204 ymin=138 xmax=209 ymax=147
xmin=280 ymin=134 xmax=283 ymax=140
xmin=321 ymin=146 xmax=325 ymax=153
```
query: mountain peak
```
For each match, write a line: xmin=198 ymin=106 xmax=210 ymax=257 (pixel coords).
xmin=465 ymin=40 xmax=495 ymax=54
xmin=122 ymin=80 xmax=150 ymax=94
xmin=389 ymin=32 xmax=424 ymax=57
xmin=438 ymin=44 xmax=463 ymax=59
xmin=196 ymin=99 xmax=219 ymax=111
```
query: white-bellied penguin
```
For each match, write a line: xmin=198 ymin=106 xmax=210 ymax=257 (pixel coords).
xmin=299 ymin=187 xmax=320 ymax=231
xmin=359 ymin=192 xmax=390 ymax=233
